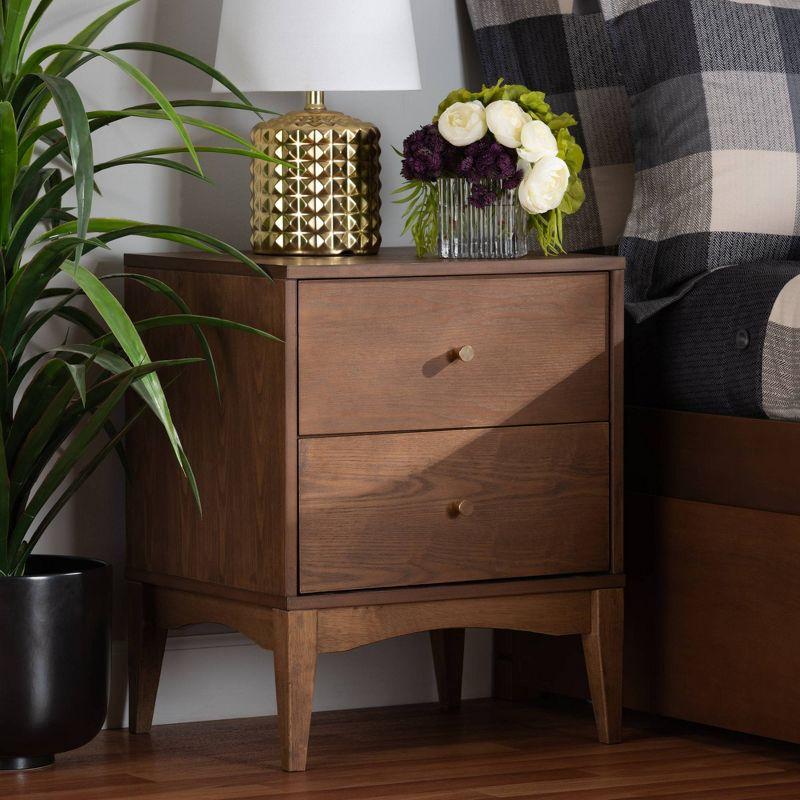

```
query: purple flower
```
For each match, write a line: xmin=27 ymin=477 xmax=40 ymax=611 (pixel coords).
xmin=445 ymin=133 xmax=524 ymax=204
xmin=400 ymin=124 xmax=524 ymax=207
xmin=400 ymin=124 xmax=450 ymax=182
xmin=457 ymin=137 xmax=495 ymax=179
xmin=502 ymin=169 xmax=523 ymax=191
xmin=468 ymin=183 xmax=497 ymax=208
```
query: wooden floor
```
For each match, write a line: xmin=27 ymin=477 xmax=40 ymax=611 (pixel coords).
xmin=3 ymin=699 xmax=800 ymax=799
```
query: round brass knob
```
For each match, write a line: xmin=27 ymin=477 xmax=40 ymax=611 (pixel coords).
xmin=453 ymin=345 xmax=475 ymax=362
xmin=449 ymin=499 xmax=474 ymax=518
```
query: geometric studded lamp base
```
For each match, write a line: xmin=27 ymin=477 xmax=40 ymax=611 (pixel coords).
xmin=250 ymin=92 xmax=381 ymax=255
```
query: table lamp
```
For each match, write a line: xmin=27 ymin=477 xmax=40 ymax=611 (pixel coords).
xmin=213 ymin=0 xmax=421 ymax=256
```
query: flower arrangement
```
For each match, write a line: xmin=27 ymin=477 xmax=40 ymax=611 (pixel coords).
xmin=395 ymin=80 xmax=585 ymax=257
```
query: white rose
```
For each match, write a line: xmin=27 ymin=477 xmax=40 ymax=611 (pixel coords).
xmin=437 ymin=101 xmax=487 ymax=146
xmin=518 ymin=156 xmax=570 ymax=214
xmin=517 ymin=119 xmax=559 ymax=164
xmin=485 ymin=100 xmax=530 ymax=148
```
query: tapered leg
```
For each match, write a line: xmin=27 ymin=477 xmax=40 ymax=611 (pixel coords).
xmin=128 ymin=582 xmax=168 ymax=734
xmin=582 ymin=588 xmax=623 ymax=744
xmin=430 ymin=628 xmax=465 ymax=711
xmin=274 ymin=610 xmax=318 ymax=772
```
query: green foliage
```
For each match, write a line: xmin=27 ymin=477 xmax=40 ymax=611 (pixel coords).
xmin=0 ymin=0 xmax=284 ymax=576
xmin=410 ymin=79 xmax=586 ymax=257
xmin=434 ymin=87 xmax=479 ymax=121
xmin=528 ymin=208 xmax=564 ymax=257
xmin=393 ymin=179 xmax=439 ymax=257
xmin=556 ymin=127 xmax=585 ymax=219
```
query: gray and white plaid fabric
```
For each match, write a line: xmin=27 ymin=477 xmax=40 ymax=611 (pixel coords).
xmin=600 ymin=0 xmax=800 ymax=320
xmin=466 ymin=0 xmax=634 ymax=253
xmin=763 ymin=273 xmax=800 ymax=419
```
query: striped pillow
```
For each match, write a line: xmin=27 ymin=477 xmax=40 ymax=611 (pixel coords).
xmin=600 ymin=0 xmax=800 ymax=320
xmin=466 ymin=0 xmax=634 ymax=253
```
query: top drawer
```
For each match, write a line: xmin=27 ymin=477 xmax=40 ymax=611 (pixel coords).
xmin=298 ymin=273 xmax=609 ymax=435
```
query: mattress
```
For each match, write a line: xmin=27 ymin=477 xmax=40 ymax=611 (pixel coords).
xmin=626 ymin=262 xmax=800 ymax=420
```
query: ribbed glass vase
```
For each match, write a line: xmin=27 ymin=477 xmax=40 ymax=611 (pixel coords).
xmin=437 ymin=178 xmax=528 ymax=259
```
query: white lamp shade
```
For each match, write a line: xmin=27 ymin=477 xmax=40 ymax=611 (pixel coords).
xmin=213 ymin=0 xmax=421 ymax=93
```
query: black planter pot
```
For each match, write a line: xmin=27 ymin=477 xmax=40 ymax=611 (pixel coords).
xmin=0 ymin=555 xmax=112 ymax=771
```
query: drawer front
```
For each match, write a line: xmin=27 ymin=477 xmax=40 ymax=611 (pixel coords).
xmin=299 ymin=423 xmax=609 ymax=593
xmin=298 ymin=274 xmax=609 ymax=435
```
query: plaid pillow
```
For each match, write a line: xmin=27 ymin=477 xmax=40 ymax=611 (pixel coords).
xmin=600 ymin=0 xmax=800 ymax=320
xmin=466 ymin=0 xmax=634 ymax=253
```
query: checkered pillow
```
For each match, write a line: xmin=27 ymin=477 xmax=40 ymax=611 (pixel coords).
xmin=466 ymin=0 xmax=634 ymax=253
xmin=600 ymin=0 xmax=800 ymax=320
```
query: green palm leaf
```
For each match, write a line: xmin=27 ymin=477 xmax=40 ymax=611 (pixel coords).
xmin=129 ymin=314 xmax=281 ymax=343
xmin=19 ymin=106 xmax=272 ymax=161
xmin=0 ymin=102 xmax=17 ymax=245
xmin=19 ymin=401 xmax=148 ymax=570
xmin=0 ymin=433 xmax=9 ymax=568
xmin=33 ymin=74 xmax=93 ymax=252
xmin=9 ymin=357 xmax=202 ymax=569
xmin=44 ymin=1 xmax=140 ymax=77
xmin=104 ymin=42 xmax=259 ymax=112
xmin=99 ymin=273 xmax=223 ymax=399
xmin=20 ymin=45 xmax=202 ymax=173
xmin=0 ymin=0 xmax=33 ymax=85
xmin=0 ymin=0 xmax=281 ymax=575
xmin=18 ymin=0 xmax=57 ymax=58
xmin=58 ymin=260 xmax=201 ymax=507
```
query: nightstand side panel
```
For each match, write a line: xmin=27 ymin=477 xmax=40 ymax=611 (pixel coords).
xmin=125 ymin=269 xmax=296 ymax=598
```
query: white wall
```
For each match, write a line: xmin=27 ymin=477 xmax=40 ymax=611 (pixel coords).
xmin=33 ymin=0 xmax=492 ymax=727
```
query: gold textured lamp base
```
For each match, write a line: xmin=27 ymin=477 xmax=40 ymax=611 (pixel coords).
xmin=250 ymin=91 xmax=381 ymax=256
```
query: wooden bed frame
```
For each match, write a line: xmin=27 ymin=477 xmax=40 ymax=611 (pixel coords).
xmin=496 ymin=406 xmax=800 ymax=744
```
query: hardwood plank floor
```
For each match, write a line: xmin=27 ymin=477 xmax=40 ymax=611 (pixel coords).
xmin=3 ymin=699 xmax=800 ymax=799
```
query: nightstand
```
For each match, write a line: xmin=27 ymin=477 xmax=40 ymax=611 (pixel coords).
xmin=124 ymin=248 xmax=625 ymax=771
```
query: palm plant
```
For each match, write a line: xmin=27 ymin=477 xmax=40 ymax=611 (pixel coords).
xmin=0 ymin=0 xmax=282 ymax=576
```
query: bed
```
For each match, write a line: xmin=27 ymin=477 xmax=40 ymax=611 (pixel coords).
xmin=628 ymin=262 xmax=800 ymax=421
xmin=468 ymin=0 xmax=800 ymax=744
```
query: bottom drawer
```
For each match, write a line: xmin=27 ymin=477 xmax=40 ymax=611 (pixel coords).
xmin=299 ymin=423 xmax=610 ymax=593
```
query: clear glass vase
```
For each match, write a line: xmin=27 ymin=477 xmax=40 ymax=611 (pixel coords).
xmin=437 ymin=177 xmax=528 ymax=259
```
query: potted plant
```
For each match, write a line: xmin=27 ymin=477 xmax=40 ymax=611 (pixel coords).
xmin=0 ymin=0 xmax=280 ymax=770
xmin=395 ymin=80 xmax=585 ymax=259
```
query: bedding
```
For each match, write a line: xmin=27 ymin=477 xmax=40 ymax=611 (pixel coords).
xmin=466 ymin=0 xmax=634 ymax=253
xmin=599 ymin=0 xmax=800 ymax=321
xmin=468 ymin=0 xmax=800 ymax=420
xmin=627 ymin=261 xmax=800 ymax=419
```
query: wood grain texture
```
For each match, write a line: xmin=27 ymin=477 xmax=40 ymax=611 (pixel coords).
xmin=124 ymin=248 xmax=625 ymax=279
xmin=128 ymin=585 xmax=620 ymax=768
xmin=430 ymin=629 xmax=465 ymax=711
xmin=609 ymin=270 xmax=625 ymax=574
xmin=145 ymin=586 xmax=278 ymax=651
xmin=125 ymin=269 xmax=295 ymax=597
xmin=299 ymin=424 xmax=610 ymax=592
xmin=316 ymin=592 xmax=594 ymax=654
xmin=624 ymin=493 xmax=800 ymax=745
xmin=626 ymin=406 xmax=800 ymax=516
xmin=127 ymin=582 xmax=167 ymax=735
xmin=273 ymin=611 xmax=318 ymax=772
xmin=122 ymin=252 xmax=624 ymax=771
xmin=299 ymin=274 xmax=609 ymax=435
xmin=504 ymin=492 xmax=800 ymax=746
xmin=582 ymin=588 xmax=624 ymax=744
xmin=126 ymin=569 xmax=625 ymax=609
xmin=10 ymin=698 xmax=800 ymax=797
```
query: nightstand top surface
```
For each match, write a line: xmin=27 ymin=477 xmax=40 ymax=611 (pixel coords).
xmin=124 ymin=247 xmax=624 ymax=280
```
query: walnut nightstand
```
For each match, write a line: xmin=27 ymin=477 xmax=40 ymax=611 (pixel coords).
xmin=124 ymin=248 xmax=625 ymax=771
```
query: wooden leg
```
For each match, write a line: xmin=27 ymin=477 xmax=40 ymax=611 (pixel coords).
xmin=582 ymin=588 xmax=623 ymax=744
xmin=128 ymin=582 xmax=168 ymax=734
xmin=430 ymin=628 xmax=465 ymax=711
xmin=274 ymin=610 xmax=318 ymax=772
